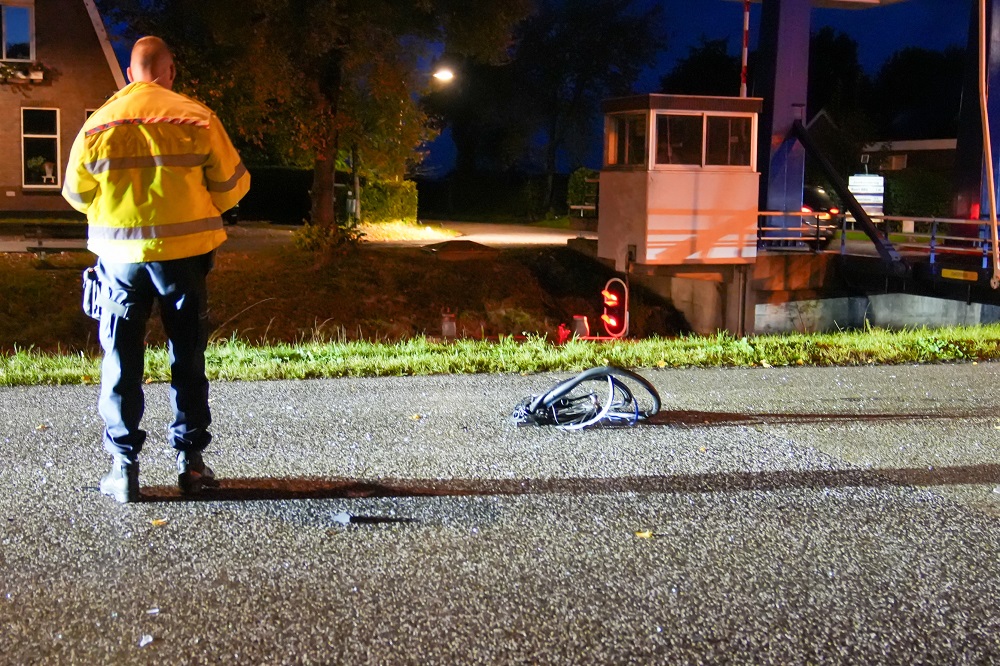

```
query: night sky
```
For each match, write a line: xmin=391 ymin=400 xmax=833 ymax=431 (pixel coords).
xmin=428 ymin=0 xmax=972 ymax=173
xmin=638 ymin=0 xmax=970 ymax=88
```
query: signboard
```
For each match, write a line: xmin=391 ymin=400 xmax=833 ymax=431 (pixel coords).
xmin=847 ymin=174 xmax=884 ymax=220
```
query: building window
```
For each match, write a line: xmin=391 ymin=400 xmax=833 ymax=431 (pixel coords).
xmin=655 ymin=114 xmax=703 ymax=165
xmin=882 ymin=154 xmax=908 ymax=171
xmin=2 ymin=3 xmax=33 ymax=61
xmin=706 ymin=115 xmax=752 ymax=167
xmin=654 ymin=112 xmax=755 ymax=169
xmin=22 ymin=108 xmax=59 ymax=188
xmin=606 ymin=114 xmax=647 ymax=166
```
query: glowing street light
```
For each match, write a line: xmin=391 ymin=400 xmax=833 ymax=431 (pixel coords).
xmin=432 ymin=67 xmax=455 ymax=83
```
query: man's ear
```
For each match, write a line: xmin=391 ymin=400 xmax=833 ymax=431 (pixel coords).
xmin=126 ymin=66 xmax=134 ymax=83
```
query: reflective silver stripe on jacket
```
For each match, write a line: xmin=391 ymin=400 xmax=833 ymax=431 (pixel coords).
xmin=63 ymin=187 xmax=96 ymax=205
xmin=88 ymin=217 xmax=223 ymax=241
xmin=206 ymin=161 xmax=248 ymax=193
xmin=84 ymin=153 xmax=209 ymax=175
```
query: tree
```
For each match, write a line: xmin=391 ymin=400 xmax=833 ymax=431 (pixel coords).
xmin=870 ymin=46 xmax=964 ymax=140
xmin=429 ymin=0 xmax=667 ymax=209
xmin=807 ymin=27 xmax=869 ymax=122
xmin=803 ymin=28 xmax=875 ymax=184
xmin=97 ymin=0 xmax=530 ymax=236
xmin=659 ymin=37 xmax=742 ymax=97
xmin=514 ymin=0 xmax=667 ymax=208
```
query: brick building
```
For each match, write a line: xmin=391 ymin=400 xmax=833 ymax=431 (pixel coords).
xmin=0 ymin=0 xmax=123 ymax=216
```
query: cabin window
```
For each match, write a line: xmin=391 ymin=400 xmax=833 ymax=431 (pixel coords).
xmin=706 ymin=115 xmax=752 ymax=167
xmin=654 ymin=111 xmax=755 ymax=169
xmin=655 ymin=114 xmax=703 ymax=165
xmin=606 ymin=114 xmax=646 ymax=167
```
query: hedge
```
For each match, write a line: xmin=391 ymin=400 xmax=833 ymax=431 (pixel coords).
xmin=361 ymin=180 xmax=418 ymax=223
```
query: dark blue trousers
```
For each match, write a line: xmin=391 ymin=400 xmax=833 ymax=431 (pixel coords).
xmin=96 ymin=252 xmax=214 ymax=460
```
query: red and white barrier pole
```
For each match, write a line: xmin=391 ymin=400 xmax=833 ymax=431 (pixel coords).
xmin=740 ymin=0 xmax=750 ymax=97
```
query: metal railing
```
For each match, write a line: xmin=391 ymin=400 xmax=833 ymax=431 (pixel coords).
xmin=864 ymin=215 xmax=992 ymax=268
xmin=758 ymin=211 xmax=994 ymax=268
xmin=757 ymin=210 xmax=838 ymax=248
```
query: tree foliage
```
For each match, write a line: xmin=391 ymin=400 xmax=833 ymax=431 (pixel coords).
xmin=807 ymin=27 xmax=869 ymax=121
xmin=659 ymin=37 xmax=742 ymax=97
xmin=513 ymin=0 xmax=666 ymax=207
xmin=97 ymin=0 xmax=530 ymax=235
xmin=426 ymin=0 xmax=666 ymax=211
xmin=871 ymin=46 xmax=964 ymax=140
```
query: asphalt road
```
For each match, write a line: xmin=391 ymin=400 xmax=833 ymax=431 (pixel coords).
xmin=3 ymin=363 xmax=1000 ymax=664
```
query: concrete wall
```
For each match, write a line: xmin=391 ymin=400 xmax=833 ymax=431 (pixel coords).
xmin=632 ymin=270 xmax=751 ymax=337
xmin=755 ymin=294 xmax=1000 ymax=333
xmin=628 ymin=249 xmax=1000 ymax=336
xmin=597 ymin=170 xmax=647 ymax=271
xmin=0 ymin=0 xmax=121 ymax=215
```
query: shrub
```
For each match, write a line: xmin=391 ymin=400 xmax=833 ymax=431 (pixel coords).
xmin=883 ymin=168 xmax=952 ymax=217
xmin=361 ymin=180 xmax=418 ymax=224
xmin=567 ymin=167 xmax=599 ymax=208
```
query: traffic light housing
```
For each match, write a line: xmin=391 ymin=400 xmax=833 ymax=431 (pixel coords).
xmin=600 ymin=277 xmax=629 ymax=338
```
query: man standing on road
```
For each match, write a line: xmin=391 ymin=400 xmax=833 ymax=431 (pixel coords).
xmin=63 ymin=36 xmax=250 ymax=503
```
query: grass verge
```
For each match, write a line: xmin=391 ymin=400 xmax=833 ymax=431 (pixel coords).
xmin=1 ymin=325 xmax=998 ymax=387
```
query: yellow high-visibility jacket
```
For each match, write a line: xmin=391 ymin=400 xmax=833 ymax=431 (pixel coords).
xmin=62 ymin=81 xmax=250 ymax=263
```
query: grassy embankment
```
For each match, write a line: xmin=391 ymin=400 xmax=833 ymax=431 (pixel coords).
xmin=2 ymin=218 xmax=999 ymax=386
xmin=2 ymin=326 xmax=998 ymax=388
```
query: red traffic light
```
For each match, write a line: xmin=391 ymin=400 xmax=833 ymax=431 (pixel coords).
xmin=601 ymin=277 xmax=628 ymax=338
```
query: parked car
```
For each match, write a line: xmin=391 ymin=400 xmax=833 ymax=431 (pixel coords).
xmin=801 ymin=185 xmax=842 ymax=249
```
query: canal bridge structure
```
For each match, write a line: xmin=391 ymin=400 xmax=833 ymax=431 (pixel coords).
xmin=596 ymin=0 xmax=1000 ymax=335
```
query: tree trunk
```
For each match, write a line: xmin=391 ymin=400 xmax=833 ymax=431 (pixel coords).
xmin=309 ymin=49 xmax=344 ymax=230
xmin=310 ymin=141 xmax=338 ymax=229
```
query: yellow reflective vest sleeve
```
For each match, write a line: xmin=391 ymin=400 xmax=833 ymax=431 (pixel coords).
xmin=63 ymin=130 xmax=99 ymax=214
xmin=61 ymin=82 xmax=251 ymax=263
xmin=204 ymin=115 xmax=250 ymax=214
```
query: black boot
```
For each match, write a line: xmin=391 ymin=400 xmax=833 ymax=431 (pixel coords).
xmin=177 ymin=450 xmax=220 ymax=495
xmin=100 ymin=455 xmax=140 ymax=503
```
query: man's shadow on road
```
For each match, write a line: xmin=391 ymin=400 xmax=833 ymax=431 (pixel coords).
xmin=138 ymin=463 xmax=1000 ymax=503
xmin=138 ymin=405 xmax=1000 ymax=503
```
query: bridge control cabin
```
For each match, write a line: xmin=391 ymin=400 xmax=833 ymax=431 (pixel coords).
xmin=597 ymin=95 xmax=762 ymax=273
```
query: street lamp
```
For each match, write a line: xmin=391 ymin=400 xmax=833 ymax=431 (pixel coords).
xmin=432 ymin=67 xmax=454 ymax=83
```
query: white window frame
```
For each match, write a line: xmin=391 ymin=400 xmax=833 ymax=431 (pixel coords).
xmin=21 ymin=106 xmax=60 ymax=189
xmin=653 ymin=111 xmax=705 ymax=168
xmin=652 ymin=111 xmax=757 ymax=172
xmin=1 ymin=1 xmax=35 ymax=62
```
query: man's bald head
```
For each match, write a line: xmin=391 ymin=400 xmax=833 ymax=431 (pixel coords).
xmin=127 ymin=36 xmax=176 ymax=89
